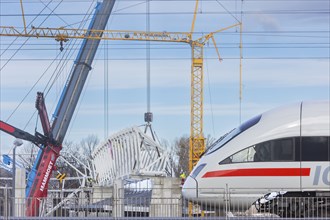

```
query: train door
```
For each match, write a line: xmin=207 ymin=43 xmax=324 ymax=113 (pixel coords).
xmin=300 ymin=102 xmax=330 ymax=191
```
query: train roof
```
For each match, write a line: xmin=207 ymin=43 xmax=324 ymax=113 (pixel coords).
xmin=262 ymin=100 xmax=329 ymax=118
xmin=206 ymin=100 xmax=329 ymax=156
xmin=254 ymin=100 xmax=329 ymax=141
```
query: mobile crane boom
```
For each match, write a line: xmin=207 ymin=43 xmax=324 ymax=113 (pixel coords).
xmin=50 ymin=1 xmax=114 ymax=144
xmin=29 ymin=1 xmax=115 ymax=216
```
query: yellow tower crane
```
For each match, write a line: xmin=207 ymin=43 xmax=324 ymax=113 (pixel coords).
xmin=0 ymin=0 xmax=242 ymax=174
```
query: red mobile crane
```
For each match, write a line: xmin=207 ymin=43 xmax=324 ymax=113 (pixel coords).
xmin=0 ymin=0 xmax=115 ymax=216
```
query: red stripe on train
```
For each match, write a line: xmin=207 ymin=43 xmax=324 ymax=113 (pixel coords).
xmin=202 ymin=168 xmax=311 ymax=178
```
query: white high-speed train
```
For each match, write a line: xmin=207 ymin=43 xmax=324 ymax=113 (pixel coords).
xmin=182 ymin=101 xmax=330 ymax=217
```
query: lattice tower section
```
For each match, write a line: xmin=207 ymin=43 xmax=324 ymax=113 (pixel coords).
xmin=92 ymin=126 xmax=170 ymax=185
xmin=189 ymin=42 xmax=205 ymax=172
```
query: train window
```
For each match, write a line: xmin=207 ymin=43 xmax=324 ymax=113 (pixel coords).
xmin=219 ymin=146 xmax=257 ymax=164
xmin=294 ymin=137 xmax=301 ymax=161
xmin=220 ymin=157 xmax=232 ymax=164
xmin=254 ymin=138 xmax=294 ymax=161
xmin=219 ymin=138 xmax=295 ymax=165
xmin=231 ymin=147 xmax=255 ymax=163
xmin=272 ymin=138 xmax=294 ymax=161
xmin=301 ymin=136 xmax=329 ymax=161
xmin=253 ymin=142 xmax=271 ymax=162
xmin=207 ymin=114 xmax=262 ymax=155
xmin=206 ymin=129 xmax=236 ymax=154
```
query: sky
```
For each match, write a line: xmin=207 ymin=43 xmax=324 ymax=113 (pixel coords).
xmin=0 ymin=0 xmax=329 ymax=154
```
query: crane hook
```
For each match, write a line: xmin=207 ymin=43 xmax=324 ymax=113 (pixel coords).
xmin=59 ymin=41 xmax=64 ymax=52
xmin=56 ymin=38 xmax=68 ymax=52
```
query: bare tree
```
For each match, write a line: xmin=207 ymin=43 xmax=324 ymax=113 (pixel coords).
xmin=169 ymin=134 xmax=215 ymax=178
xmin=205 ymin=134 xmax=216 ymax=149
xmin=80 ymin=134 xmax=99 ymax=160
xmin=159 ymin=138 xmax=176 ymax=177
xmin=17 ymin=143 xmax=39 ymax=171
xmin=172 ymin=136 xmax=190 ymax=177
xmin=53 ymin=138 xmax=98 ymax=190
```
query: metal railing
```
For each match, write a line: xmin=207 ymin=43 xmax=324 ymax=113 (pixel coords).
xmin=1 ymin=186 xmax=329 ymax=219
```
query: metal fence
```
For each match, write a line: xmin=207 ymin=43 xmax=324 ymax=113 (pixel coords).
xmin=1 ymin=186 xmax=330 ymax=219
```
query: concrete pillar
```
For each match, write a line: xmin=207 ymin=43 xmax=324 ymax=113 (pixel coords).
xmin=15 ymin=168 xmax=26 ymax=217
xmin=149 ymin=177 xmax=182 ymax=217
xmin=4 ymin=185 xmax=9 ymax=219
xmin=86 ymin=186 xmax=113 ymax=217
xmin=112 ymin=179 xmax=124 ymax=217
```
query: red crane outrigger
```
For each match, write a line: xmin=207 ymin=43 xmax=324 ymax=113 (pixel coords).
xmin=0 ymin=0 xmax=116 ymax=216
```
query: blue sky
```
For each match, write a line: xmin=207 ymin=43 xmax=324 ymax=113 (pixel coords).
xmin=0 ymin=0 xmax=329 ymax=153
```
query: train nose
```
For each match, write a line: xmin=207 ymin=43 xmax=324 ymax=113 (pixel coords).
xmin=182 ymin=175 xmax=198 ymax=199
xmin=182 ymin=163 xmax=207 ymax=200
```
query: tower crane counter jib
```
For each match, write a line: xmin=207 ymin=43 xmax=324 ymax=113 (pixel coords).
xmin=0 ymin=0 xmax=116 ymax=216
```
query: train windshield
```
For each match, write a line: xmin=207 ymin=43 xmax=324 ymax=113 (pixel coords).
xmin=206 ymin=114 xmax=262 ymax=155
